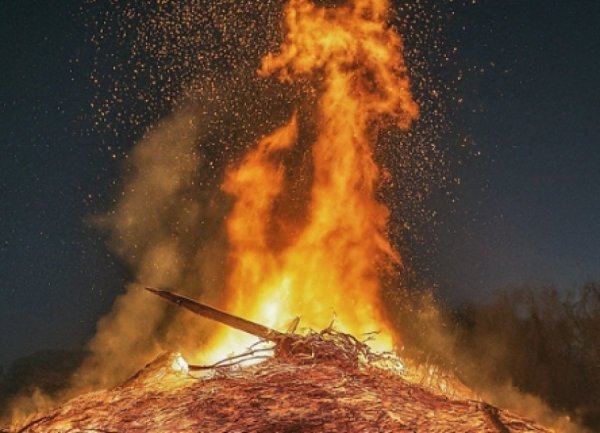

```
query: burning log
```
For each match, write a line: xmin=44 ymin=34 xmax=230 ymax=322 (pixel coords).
xmin=145 ymin=287 xmax=285 ymax=342
xmin=145 ymin=287 xmax=380 ymax=366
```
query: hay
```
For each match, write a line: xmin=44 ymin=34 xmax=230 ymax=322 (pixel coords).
xmin=12 ymin=331 xmax=552 ymax=433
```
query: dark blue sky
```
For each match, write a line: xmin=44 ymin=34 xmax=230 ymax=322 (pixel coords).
xmin=432 ymin=0 xmax=600 ymax=301
xmin=1 ymin=0 xmax=599 ymax=366
xmin=0 ymin=0 xmax=127 ymax=366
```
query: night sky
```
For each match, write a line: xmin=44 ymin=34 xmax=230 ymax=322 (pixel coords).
xmin=1 ymin=0 xmax=599 ymax=367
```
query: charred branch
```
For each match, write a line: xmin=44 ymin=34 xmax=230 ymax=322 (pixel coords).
xmin=145 ymin=287 xmax=285 ymax=342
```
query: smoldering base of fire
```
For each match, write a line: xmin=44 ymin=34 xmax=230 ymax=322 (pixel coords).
xmin=7 ymin=326 xmax=554 ymax=433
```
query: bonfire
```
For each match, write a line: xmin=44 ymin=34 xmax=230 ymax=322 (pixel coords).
xmin=2 ymin=0 xmax=560 ymax=431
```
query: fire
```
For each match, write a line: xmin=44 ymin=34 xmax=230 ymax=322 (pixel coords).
xmin=200 ymin=0 xmax=418 ymax=362
xmin=171 ymin=353 xmax=189 ymax=374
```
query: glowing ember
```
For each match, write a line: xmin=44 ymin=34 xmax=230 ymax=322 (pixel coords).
xmin=170 ymin=354 xmax=189 ymax=374
xmin=200 ymin=0 xmax=419 ymax=362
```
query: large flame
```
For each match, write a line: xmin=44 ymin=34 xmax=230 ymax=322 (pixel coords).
xmin=200 ymin=0 xmax=418 ymax=361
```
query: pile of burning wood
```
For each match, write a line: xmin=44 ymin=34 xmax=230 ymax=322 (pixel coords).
xmin=10 ymin=289 xmax=552 ymax=433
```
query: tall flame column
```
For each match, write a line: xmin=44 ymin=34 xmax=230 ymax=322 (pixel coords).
xmin=201 ymin=0 xmax=419 ymax=361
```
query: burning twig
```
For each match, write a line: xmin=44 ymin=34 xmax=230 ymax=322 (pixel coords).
xmin=15 ymin=416 xmax=53 ymax=433
xmin=188 ymin=346 xmax=275 ymax=371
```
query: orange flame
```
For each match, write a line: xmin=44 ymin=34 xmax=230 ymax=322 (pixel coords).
xmin=200 ymin=0 xmax=418 ymax=361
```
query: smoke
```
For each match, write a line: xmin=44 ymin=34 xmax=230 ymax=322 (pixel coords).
xmin=4 ymin=99 xmax=235 ymax=426
xmin=388 ymin=287 xmax=589 ymax=432
xmin=75 ymin=104 xmax=234 ymax=390
xmin=5 ymin=389 xmax=55 ymax=428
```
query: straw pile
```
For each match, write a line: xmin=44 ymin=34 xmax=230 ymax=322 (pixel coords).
xmin=12 ymin=330 xmax=552 ymax=433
